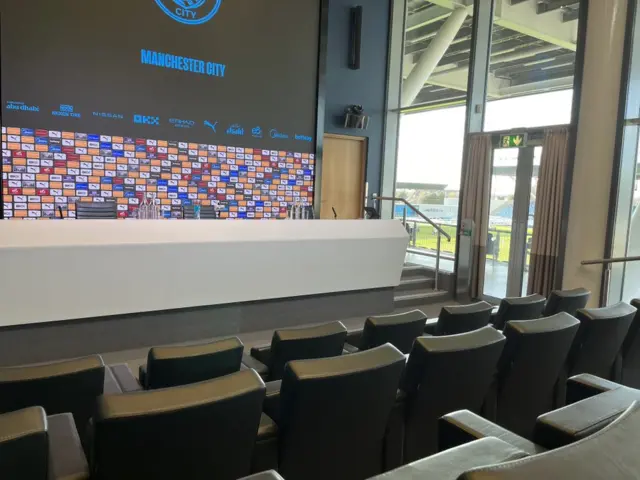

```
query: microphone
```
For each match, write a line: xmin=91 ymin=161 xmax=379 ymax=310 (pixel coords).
xmin=58 ymin=206 xmax=64 ymax=219
xmin=332 ymin=207 xmax=338 ymax=219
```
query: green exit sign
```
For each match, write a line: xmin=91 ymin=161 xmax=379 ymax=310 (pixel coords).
xmin=500 ymin=133 xmax=528 ymax=148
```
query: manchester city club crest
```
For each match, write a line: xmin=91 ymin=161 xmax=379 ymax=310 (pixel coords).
xmin=155 ymin=0 xmax=222 ymax=25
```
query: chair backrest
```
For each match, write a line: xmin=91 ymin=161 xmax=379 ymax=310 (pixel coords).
xmin=75 ymin=202 xmax=117 ymax=219
xmin=145 ymin=337 xmax=244 ymax=389
xmin=401 ymin=326 xmax=506 ymax=462
xmin=268 ymin=321 xmax=347 ymax=380
xmin=542 ymin=288 xmax=590 ymax=316
xmin=496 ymin=313 xmax=580 ymax=437
xmin=183 ymin=205 xmax=218 ymax=219
xmin=0 ymin=355 xmax=105 ymax=435
xmin=492 ymin=294 xmax=546 ymax=330
xmin=568 ymin=302 xmax=637 ymax=379
xmin=462 ymin=402 xmax=640 ymax=479
xmin=0 ymin=407 xmax=49 ymax=480
xmin=435 ymin=301 xmax=493 ymax=336
xmin=622 ymin=299 xmax=640 ymax=388
xmin=92 ymin=369 xmax=265 ymax=480
xmin=360 ymin=309 xmax=427 ymax=353
xmin=277 ymin=344 xmax=406 ymax=480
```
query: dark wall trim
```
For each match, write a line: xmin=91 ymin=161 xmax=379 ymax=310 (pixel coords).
xmin=313 ymin=0 xmax=330 ymax=217
xmin=554 ymin=0 xmax=590 ymax=291
xmin=0 ymin=287 xmax=394 ymax=366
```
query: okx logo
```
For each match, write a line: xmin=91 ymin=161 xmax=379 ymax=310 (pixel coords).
xmin=155 ymin=0 xmax=222 ymax=25
xmin=134 ymin=115 xmax=160 ymax=126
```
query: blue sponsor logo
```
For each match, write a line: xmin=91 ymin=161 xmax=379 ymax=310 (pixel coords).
xmin=93 ymin=111 xmax=124 ymax=120
xmin=6 ymin=101 xmax=39 ymax=112
xmin=36 ymin=138 xmax=49 ymax=145
xmin=52 ymin=104 xmax=81 ymax=118
xmin=252 ymin=126 xmax=263 ymax=138
xmin=21 ymin=128 xmax=34 ymax=136
xmin=226 ymin=124 xmax=244 ymax=136
xmin=270 ymin=129 xmax=289 ymax=140
xmin=88 ymin=134 xmax=100 ymax=141
xmin=50 ymin=145 xmax=62 ymax=153
xmin=169 ymin=118 xmax=196 ymax=129
xmin=295 ymin=134 xmax=313 ymax=142
xmin=134 ymin=114 xmax=160 ymax=126
xmin=155 ymin=0 xmax=222 ymax=25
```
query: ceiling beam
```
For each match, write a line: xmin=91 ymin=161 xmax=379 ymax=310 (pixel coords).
xmin=494 ymin=0 xmax=578 ymax=51
xmin=536 ymin=0 xmax=579 ymax=14
xmin=406 ymin=5 xmax=452 ymax=31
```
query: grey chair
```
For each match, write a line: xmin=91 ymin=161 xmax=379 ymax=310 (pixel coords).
xmin=463 ymin=402 xmax=640 ymax=480
xmin=92 ymin=370 xmax=267 ymax=480
xmin=401 ymin=326 xmax=506 ymax=461
xmin=491 ymin=294 xmax=546 ymax=330
xmin=344 ymin=310 xmax=428 ymax=354
xmin=243 ymin=322 xmax=347 ymax=381
xmin=490 ymin=313 xmax=580 ymax=437
xmin=138 ymin=337 xmax=244 ymax=390
xmin=622 ymin=299 xmax=640 ymax=388
xmin=0 ymin=406 xmax=89 ymax=480
xmin=183 ymin=205 xmax=218 ymax=219
xmin=542 ymin=288 xmax=590 ymax=317
xmin=75 ymin=202 xmax=118 ymax=219
xmin=0 ymin=356 xmax=110 ymax=446
xmin=567 ymin=302 xmax=636 ymax=380
xmin=263 ymin=344 xmax=406 ymax=480
xmin=425 ymin=301 xmax=494 ymax=336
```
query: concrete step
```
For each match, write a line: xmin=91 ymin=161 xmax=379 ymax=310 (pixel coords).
xmin=401 ymin=265 xmax=435 ymax=280
xmin=396 ymin=277 xmax=436 ymax=293
xmin=393 ymin=289 xmax=452 ymax=308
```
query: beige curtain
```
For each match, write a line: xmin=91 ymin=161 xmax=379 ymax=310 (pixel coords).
xmin=461 ymin=134 xmax=493 ymax=299
xmin=528 ymin=127 xmax=570 ymax=296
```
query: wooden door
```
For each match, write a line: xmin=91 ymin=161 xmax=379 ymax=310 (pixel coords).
xmin=319 ymin=134 xmax=367 ymax=219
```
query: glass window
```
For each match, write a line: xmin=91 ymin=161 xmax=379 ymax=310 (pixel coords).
xmin=484 ymin=2 xmax=580 ymax=131
xmin=398 ymin=1 xmax=475 ymax=270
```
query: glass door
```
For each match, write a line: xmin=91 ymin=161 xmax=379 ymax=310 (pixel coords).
xmin=483 ymin=145 xmax=536 ymax=300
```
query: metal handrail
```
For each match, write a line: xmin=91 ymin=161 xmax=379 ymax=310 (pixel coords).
xmin=373 ymin=195 xmax=451 ymax=292
xmin=373 ymin=195 xmax=452 ymax=241
xmin=581 ymin=256 xmax=640 ymax=266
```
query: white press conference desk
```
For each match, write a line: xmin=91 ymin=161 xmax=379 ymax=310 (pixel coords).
xmin=0 ymin=220 xmax=408 ymax=327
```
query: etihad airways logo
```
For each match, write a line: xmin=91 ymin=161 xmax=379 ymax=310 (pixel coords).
xmin=155 ymin=0 xmax=222 ymax=25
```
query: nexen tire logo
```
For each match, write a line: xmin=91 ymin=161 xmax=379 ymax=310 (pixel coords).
xmin=134 ymin=115 xmax=160 ymax=126
xmin=155 ymin=0 xmax=222 ymax=25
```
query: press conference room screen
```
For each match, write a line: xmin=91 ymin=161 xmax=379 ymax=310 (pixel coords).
xmin=0 ymin=0 xmax=320 ymax=219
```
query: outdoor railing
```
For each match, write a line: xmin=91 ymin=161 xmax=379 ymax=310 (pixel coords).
xmin=373 ymin=195 xmax=451 ymax=291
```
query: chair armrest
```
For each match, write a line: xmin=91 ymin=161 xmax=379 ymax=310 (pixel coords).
xmin=345 ymin=329 xmax=363 ymax=350
xmin=108 ymin=364 xmax=143 ymax=393
xmin=566 ymin=373 xmax=622 ymax=404
xmin=250 ymin=345 xmax=272 ymax=366
xmin=343 ymin=343 xmax=360 ymax=354
xmin=240 ymin=471 xmax=284 ymax=480
xmin=369 ymin=438 xmax=528 ymax=480
xmin=103 ymin=365 xmax=122 ymax=394
xmin=243 ymin=353 xmax=269 ymax=380
xmin=439 ymin=410 xmax=545 ymax=455
xmin=534 ymin=386 xmax=640 ymax=449
xmin=251 ymin=414 xmax=278 ymax=474
xmin=47 ymin=413 xmax=90 ymax=480
xmin=263 ymin=380 xmax=282 ymax=424
xmin=424 ymin=318 xmax=438 ymax=335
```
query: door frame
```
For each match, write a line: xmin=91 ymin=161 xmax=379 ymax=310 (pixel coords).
xmin=318 ymin=133 xmax=368 ymax=219
xmin=481 ymin=127 xmax=549 ymax=302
